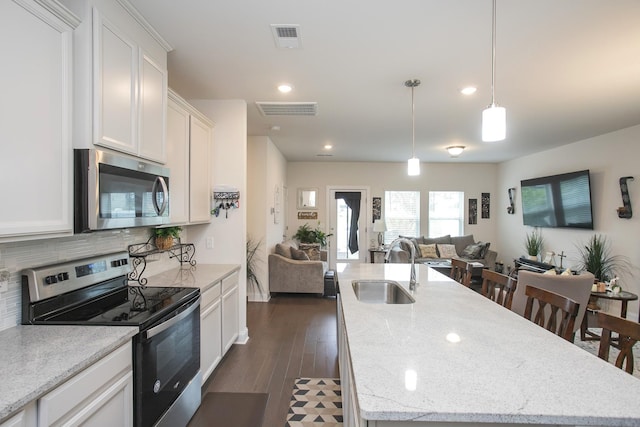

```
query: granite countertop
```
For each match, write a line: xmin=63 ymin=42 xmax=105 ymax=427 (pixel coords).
xmin=144 ymin=264 xmax=240 ymax=292
xmin=338 ymin=263 xmax=640 ymax=426
xmin=0 ymin=325 xmax=137 ymax=423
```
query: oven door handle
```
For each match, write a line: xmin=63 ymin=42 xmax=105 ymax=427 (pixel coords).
xmin=151 ymin=176 xmax=169 ymax=216
xmin=145 ymin=297 xmax=200 ymax=340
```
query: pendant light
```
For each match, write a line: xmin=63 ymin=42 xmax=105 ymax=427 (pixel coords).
xmin=482 ymin=0 xmax=506 ymax=142
xmin=405 ymin=79 xmax=421 ymax=176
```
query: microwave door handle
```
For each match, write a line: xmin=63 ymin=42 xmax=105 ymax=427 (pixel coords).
xmin=145 ymin=298 xmax=200 ymax=340
xmin=151 ymin=176 xmax=169 ymax=215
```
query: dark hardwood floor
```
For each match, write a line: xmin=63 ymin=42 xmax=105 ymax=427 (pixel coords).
xmin=203 ymin=295 xmax=339 ymax=427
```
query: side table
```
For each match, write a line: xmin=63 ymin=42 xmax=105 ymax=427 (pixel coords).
xmin=368 ymin=248 xmax=388 ymax=263
xmin=580 ymin=290 xmax=638 ymax=341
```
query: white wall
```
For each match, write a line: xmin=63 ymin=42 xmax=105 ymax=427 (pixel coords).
xmin=286 ymin=161 xmax=499 ymax=257
xmin=497 ymin=124 xmax=640 ymax=320
xmin=247 ymin=136 xmax=287 ymax=301
xmin=188 ymin=99 xmax=249 ymax=342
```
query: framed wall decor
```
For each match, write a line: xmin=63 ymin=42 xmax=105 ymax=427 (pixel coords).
xmin=481 ymin=192 xmax=490 ymax=219
xmin=469 ymin=198 xmax=478 ymax=224
xmin=297 ymin=211 xmax=318 ymax=220
xmin=297 ymin=188 xmax=318 ymax=210
xmin=372 ymin=197 xmax=381 ymax=220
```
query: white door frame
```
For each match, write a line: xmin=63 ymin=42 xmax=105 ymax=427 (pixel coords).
xmin=326 ymin=186 xmax=371 ymax=270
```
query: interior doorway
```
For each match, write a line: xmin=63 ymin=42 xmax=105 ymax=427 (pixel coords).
xmin=327 ymin=187 xmax=369 ymax=269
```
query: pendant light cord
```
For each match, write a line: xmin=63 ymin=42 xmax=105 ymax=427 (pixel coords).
xmin=490 ymin=0 xmax=497 ymax=106
xmin=411 ymin=85 xmax=416 ymax=157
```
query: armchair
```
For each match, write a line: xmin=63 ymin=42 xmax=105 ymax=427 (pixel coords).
xmin=268 ymin=240 xmax=328 ymax=295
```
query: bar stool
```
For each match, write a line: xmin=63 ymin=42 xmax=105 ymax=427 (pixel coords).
xmin=480 ymin=269 xmax=517 ymax=309
xmin=450 ymin=258 xmax=472 ymax=287
xmin=597 ymin=312 xmax=640 ymax=374
xmin=523 ymin=285 xmax=580 ymax=341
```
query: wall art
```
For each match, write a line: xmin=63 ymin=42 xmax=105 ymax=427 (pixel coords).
xmin=297 ymin=211 xmax=318 ymax=220
xmin=372 ymin=197 xmax=381 ymax=220
xmin=469 ymin=198 xmax=477 ymax=224
xmin=481 ymin=192 xmax=490 ymax=219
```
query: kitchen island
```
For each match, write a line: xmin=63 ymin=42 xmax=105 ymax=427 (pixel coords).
xmin=337 ymin=263 xmax=640 ymax=426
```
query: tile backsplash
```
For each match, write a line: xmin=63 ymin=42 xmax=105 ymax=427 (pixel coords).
xmin=0 ymin=228 xmax=180 ymax=331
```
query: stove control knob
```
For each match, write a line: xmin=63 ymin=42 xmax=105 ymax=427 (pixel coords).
xmin=57 ymin=272 xmax=69 ymax=281
xmin=121 ymin=258 xmax=128 ymax=265
xmin=111 ymin=260 xmax=121 ymax=267
xmin=45 ymin=275 xmax=58 ymax=285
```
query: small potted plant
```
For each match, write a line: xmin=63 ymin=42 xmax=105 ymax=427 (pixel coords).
xmin=524 ymin=228 xmax=543 ymax=260
xmin=153 ymin=226 xmax=182 ymax=250
xmin=577 ymin=234 xmax=629 ymax=282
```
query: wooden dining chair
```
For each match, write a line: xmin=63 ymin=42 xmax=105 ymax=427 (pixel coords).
xmin=523 ymin=285 xmax=580 ymax=341
xmin=597 ymin=312 xmax=640 ymax=374
xmin=450 ymin=258 xmax=472 ymax=287
xmin=480 ymin=269 xmax=517 ymax=309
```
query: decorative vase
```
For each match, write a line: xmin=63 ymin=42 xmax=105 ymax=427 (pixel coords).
xmin=528 ymin=255 xmax=538 ymax=261
xmin=155 ymin=236 xmax=174 ymax=250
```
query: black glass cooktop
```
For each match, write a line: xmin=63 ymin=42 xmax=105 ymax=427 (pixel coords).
xmin=40 ymin=285 xmax=199 ymax=329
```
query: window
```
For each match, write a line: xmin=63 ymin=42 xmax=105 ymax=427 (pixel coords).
xmin=428 ymin=191 xmax=464 ymax=237
xmin=384 ymin=191 xmax=420 ymax=243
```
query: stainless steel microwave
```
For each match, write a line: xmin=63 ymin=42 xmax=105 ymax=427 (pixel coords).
xmin=74 ymin=149 xmax=170 ymax=233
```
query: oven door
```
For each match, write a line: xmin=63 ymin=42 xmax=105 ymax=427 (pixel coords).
xmin=134 ymin=296 xmax=200 ymax=427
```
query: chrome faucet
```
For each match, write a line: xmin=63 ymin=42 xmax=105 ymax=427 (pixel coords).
xmin=385 ymin=237 xmax=417 ymax=290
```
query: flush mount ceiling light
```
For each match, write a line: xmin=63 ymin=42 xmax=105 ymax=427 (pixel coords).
xmin=278 ymin=84 xmax=293 ymax=93
xmin=323 ymin=144 xmax=333 ymax=150
xmin=446 ymin=145 xmax=466 ymax=157
xmin=482 ymin=0 xmax=506 ymax=142
xmin=405 ymin=79 xmax=421 ymax=176
xmin=460 ymin=86 xmax=477 ymax=95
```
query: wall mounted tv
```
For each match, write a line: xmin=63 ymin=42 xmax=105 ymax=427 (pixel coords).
xmin=520 ymin=169 xmax=594 ymax=229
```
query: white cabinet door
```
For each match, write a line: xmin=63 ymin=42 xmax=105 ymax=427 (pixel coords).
xmin=200 ymin=297 xmax=222 ymax=383
xmin=166 ymin=97 xmax=190 ymax=224
xmin=93 ymin=10 xmax=137 ymax=154
xmin=0 ymin=402 xmax=36 ymax=427
xmin=221 ymin=272 xmax=239 ymax=353
xmin=38 ymin=342 xmax=133 ymax=427
xmin=138 ymin=50 xmax=167 ymax=163
xmin=0 ymin=0 xmax=76 ymax=240
xmin=189 ymin=115 xmax=213 ymax=223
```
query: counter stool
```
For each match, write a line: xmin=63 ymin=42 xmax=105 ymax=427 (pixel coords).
xmin=480 ymin=269 xmax=517 ymax=309
xmin=597 ymin=312 xmax=640 ymax=374
xmin=524 ymin=285 xmax=580 ymax=341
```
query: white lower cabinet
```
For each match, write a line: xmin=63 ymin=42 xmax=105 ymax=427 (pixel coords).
xmin=38 ymin=342 xmax=133 ymax=427
xmin=221 ymin=272 xmax=240 ymax=353
xmin=200 ymin=283 xmax=222 ymax=384
xmin=337 ymin=295 xmax=363 ymax=427
xmin=0 ymin=403 xmax=36 ymax=427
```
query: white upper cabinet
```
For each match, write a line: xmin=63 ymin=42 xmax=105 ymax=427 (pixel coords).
xmin=166 ymin=90 xmax=213 ymax=225
xmin=0 ymin=0 xmax=79 ymax=241
xmin=65 ymin=0 xmax=170 ymax=164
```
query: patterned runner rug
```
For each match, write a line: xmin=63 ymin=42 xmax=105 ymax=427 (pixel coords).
xmin=285 ymin=378 xmax=343 ymax=427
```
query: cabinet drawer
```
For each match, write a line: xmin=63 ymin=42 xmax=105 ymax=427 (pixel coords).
xmin=222 ymin=271 xmax=239 ymax=293
xmin=38 ymin=342 xmax=132 ymax=426
xmin=201 ymin=282 xmax=221 ymax=308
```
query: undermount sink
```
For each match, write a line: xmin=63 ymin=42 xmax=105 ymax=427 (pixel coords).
xmin=351 ymin=280 xmax=415 ymax=304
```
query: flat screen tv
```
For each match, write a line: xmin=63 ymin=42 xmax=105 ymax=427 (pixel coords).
xmin=520 ymin=169 xmax=594 ymax=229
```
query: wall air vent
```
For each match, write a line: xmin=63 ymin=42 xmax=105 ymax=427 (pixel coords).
xmin=270 ymin=24 xmax=302 ymax=49
xmin=255 ymin=102 xmax=318 ymax=116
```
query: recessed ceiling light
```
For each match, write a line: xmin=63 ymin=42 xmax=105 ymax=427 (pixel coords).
xmin=270 ymin=125 xmax=281 ymax=131
xmin=278 ymin=84 xmax=293 ymax=93
xmin=460 ymin=86 xmax=477 ymax=95
xmin=324 ymin=144 xmax=333 ymax=150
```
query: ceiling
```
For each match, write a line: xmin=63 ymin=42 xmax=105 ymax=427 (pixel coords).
xmin=130 ymin=0 xmax=640 ymax=163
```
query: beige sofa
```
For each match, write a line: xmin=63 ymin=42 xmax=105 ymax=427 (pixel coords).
xmin=268 ymin=240 xmax=328 ymax=295
xmin=387 ymin=234 xmax=497 ymax=270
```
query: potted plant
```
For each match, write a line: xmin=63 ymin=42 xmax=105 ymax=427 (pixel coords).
xmin=153 ymin=226 xmax=182 ymax=250
xmin=293 ymin=222 xmax=332 ymax=248
xmin=524 ymin=228 xmax=543 ymax=260
xmin=246 ymin=236 xmax=264 ymax=298
xmin=577 ymin=234 xmax=629 ymax=282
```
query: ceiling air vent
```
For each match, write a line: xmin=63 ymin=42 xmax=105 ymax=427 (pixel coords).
xmin=270 ymin=24 xmax=302 ymax=49
xmin=255 ymin=102 xmax=318 ymax=116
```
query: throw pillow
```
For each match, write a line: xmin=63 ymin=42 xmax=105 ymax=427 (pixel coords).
xmin=290 ymin=248 xmax=310 ymax=261
xmin=275 ymin=243 xmax=292 ymax=258
xmin=478 ymin=241 xmax=491 ymax=258
xmin=460 ymin=242 xmax=484 ymax=259
xmin=437 ymin=244 xmax=458 ymax=259
xmin=543 ymin=269 xmax=557 ymax=275
xmin=419 ymin=243 xmax=438 ymax=258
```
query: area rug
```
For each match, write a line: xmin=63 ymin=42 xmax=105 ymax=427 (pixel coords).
xmin=285 ymin=378 xmax=343 ymax=427
xmin=187 ymin=392 xmax=268 ymax=427
xmin=574 ymin=328 xmax=640 ymax=379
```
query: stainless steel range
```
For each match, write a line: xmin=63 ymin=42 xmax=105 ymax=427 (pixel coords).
xmin=21 ymin=251 xmax=201 ymax=427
